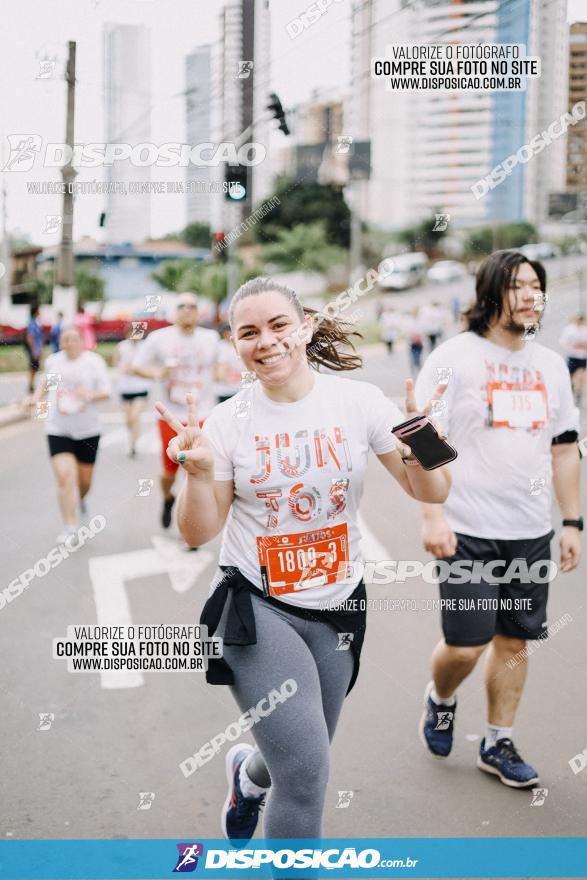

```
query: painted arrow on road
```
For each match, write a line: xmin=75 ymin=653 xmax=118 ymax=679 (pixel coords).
xmin=88 ymin=537 xmax=213 ymax=690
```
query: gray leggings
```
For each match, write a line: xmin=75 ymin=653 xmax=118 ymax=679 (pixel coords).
xmin=217 ymin=591 xmax=354 ymax=838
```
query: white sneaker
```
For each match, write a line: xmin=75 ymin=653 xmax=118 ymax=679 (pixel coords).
xmin=56 ymin=526 xmax=78 ymax=546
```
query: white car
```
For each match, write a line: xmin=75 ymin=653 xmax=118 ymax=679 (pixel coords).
xmin=519 ymin=243 xmax=561 ymax=261
xmin=427 ymin=261 xmax=467 ymax=284
xmin=378 ymin=253 xmax=429 ymax=290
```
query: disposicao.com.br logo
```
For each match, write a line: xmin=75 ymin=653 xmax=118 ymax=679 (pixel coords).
xmin=183 ymin=845 xmax=417 ymax=871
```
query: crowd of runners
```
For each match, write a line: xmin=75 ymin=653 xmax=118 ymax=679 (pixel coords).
xmin=21 ymin=248 xmax=583 ymax=843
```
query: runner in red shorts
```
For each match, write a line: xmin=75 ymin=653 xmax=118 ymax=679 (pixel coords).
xmin=133 ymin=292 xmax=220 ymax=528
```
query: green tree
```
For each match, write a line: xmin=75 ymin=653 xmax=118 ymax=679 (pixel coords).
xmin=151 ymin=259 xmax=201 ymax=291
xmin=24 ymin=264 xmax=105 ymax=305
xmin=463 ymin=222 xmax=537 ymax=257
xmin=393 ymin=214 xmax=449 ymax=252
xmin=199 ymin=262 xmax=263 ymax=320
xmin=151 ymin=257 xmax=258 ymax=321
xmin=182 ymin=222 xmax=211 ymax=248
xmin=75 ymin=264 xmax=105 ymax=303
xmin=362 ymin=224 xmax=395 ymax=268
xmin=254 ymin=177 xmax=351 ymax=248
xmin=262 ymin=222 xmax=346 ymax=272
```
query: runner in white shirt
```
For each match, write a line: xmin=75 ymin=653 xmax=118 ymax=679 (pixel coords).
xmin=132 ymin=292 xmax=220 ymax=528
xmin=419 ymin=301 xmax=447 ymax=351
xmin=559 ymin=315 xmax=587 ymax=405
xmin=380 ymin=307 xmax=402 ymax=354
xmin=27 ymin=325 xmax=111 ymax=545
xmin=114 ymin=326 xmax=152 ymax=457
xmin=415 ymin=251 xmax=581 ymax=788
xmin=156 ymin=276 xmax=452 ymax=844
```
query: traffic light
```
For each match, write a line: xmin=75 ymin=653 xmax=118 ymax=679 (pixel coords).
xmin=224 ymin=164 xmax=248 ymax=201
xmin=267 ymin=92 xmax=290 ymax=136
xmin=213 ymin=231 xmax=227 ymax=262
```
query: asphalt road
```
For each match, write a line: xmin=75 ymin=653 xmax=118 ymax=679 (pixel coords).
xmin=1 ymin=270 xmax=587 ymax=861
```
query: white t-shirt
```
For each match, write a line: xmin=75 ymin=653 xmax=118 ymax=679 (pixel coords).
xmin=559 ymin=324 xmax=587 ymax=360
xmin=419 ymin=304 xmax=446 ymax=336
xmin=116 ymin=339 xmax=151 ymax=395
xmin=203 ymin=373 xmax=403 ymax=609
xmin=43 ymin=351 xmax=111 ymax=439
xmin=415 ymin=331 xmax=579 ymax=540
xmin=404 ymin=315 xmax=425 ymax=344
xmin=133 ymin=325 xmax=220 ymax=420
xmin=381 ymin=312 xmax=402 ymax=342
xmin=214 ymin=339 xmax=242 ymax=399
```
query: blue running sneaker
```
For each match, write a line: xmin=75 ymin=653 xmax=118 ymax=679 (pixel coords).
xmin=419 ymin=681 xmax=456 ymax=759
xmin=477 ymin=737 xmax=539 ymax=788
xmin=221 ymin=744 xmax=266 ymax=843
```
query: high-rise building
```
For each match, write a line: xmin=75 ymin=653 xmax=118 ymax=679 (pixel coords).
xmin=348 ymin=0 xmax=568 ymax=230
xmin=567 ymin=22 xmax=587 ymax=193
xmin=297 ymin=98 xmax=344 ymax=146
xmin=211 ymin=0 xmax=272 ymax=232
xmin=522 ymin=0 xmax=568 ymax=224
xmin=103 ymin=23 xmax=151 ymax=244
xmin=281 ymin=97 xmax=347 ymax=185
xmin=185 ymin=45 xmax=213 ymax=225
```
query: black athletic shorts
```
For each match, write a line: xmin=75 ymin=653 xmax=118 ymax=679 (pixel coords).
xmin=47 ymin=434 xmax=100 ymax=464
xmin=567 ymin=357 xmax=587 ymax=375
xmin=120 ymin=391 xmax=148 ymax=401
xmin=438 ymin=530 xmax=554 ymax=646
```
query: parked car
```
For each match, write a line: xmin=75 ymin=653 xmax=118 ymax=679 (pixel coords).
xmin=378 ymin=252 xmax=429 ymax=291
xmin=427 ymin=260 xmax=467 ymax=284
xmin=519 ymin=242 xmax=561 ymax=261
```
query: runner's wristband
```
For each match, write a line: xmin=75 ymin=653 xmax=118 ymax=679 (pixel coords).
xmin=562 ymin=518 xmax=583 ymax=531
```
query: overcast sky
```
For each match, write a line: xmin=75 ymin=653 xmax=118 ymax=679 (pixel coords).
xmin=0 ymin=0 xmax=582 ymax=243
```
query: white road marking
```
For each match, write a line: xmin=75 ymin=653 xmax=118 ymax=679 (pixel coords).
xmin=88 ymin=536 xmax=213 ymax=689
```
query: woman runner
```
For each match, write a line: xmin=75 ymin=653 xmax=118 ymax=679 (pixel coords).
xmin=114 ymin=325 xmax=151 ymax=457
xmin=156 ymin=277 xmax=451 ymax=843
xmin=28 ymin=325 xmax=110 ymax=544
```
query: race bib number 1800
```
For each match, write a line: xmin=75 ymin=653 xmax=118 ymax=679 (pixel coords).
xmin=257 ymin=523 xmax=349 ymax=597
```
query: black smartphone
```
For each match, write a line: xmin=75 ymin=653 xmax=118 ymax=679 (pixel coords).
xmin=392 ymin=415 xmax=457 ymax=470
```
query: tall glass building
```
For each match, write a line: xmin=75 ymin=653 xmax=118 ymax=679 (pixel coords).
xmin=348 ymin=0 xmax=568 ymax=229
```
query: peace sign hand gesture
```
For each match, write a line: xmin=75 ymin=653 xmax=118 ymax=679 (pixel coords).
xmin=155 ymin=393 xmax=214 ymax=477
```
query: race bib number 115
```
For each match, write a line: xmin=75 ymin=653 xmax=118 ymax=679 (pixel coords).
xmin=487 ymin=382 xmax=548 ymax=429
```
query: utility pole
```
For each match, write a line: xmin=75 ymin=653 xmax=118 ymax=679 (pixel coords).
xmin=0 ymin=168 xmax=9 ymax=322
xmin=53 ymin=41 xmax=77 ymax=319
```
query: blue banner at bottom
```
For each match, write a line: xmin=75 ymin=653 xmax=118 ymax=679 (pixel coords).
xmin=0 ymin=837 xmax=585 ymax=879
